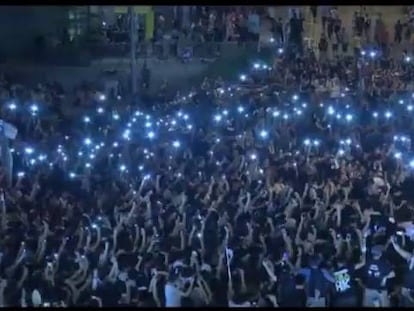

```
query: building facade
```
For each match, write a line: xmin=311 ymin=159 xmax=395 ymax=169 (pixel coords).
xmin=0 ymin=6 xmax=70 ymax=56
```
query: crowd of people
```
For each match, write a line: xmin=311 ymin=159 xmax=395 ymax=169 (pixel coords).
xmin=2 ymin=6 xmax=414 ymax=308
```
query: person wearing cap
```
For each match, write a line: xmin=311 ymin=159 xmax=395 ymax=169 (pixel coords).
xmin=362 ymin=244 xmax=395 ymax=307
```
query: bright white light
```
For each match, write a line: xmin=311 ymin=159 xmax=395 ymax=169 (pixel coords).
xmin=172 ymin=140 xmax=180 ymax=148
xmin=238 ymin=106 xmax=244 ymax=113
xmin=273 ymin=110 xmax=280 ymax=118
xmin=277 ymin=48 xmax=284 ymax=54
xmin=38 ymin=154 xmax=46 ymax=161
xmin=408 ymin=105 xmax=413 ymax=111
xmin=313 ymin=140 xmax=320 ymax=147
xmin=385 ymin=111 xmax=392 ymax=119
xmin=69 ymin=172 xmax=76 ymax=178
xmin=84 ymin=138 xmax=92 ymax=145
xmin=119 ymin=164 xmax=127 ymax=172
xmin=113 ymin=113 xmax=120 ymax=120
xmin=259 ymin=130 xmax=268 ymax=139
xmin=250 ymin=153 xmax=257 ymax=160
xmin=304 ymin=139 xmax=311 ymax=146
xmin=372 ymin=112 xmax=379 ymax=118
xmin=253 ymin=63 xmax=260 ymax=69
xmin=410 ymin=160 xmax=414 ymax=168
xmin=138 ymin=165 xmax=144 ymax=171
xmin=30 ymin=104 xmax=38 ymax=113
xmin=147 ymin=131 xmax=155 ymax=139
xmin=24 ymin=147 xmax=34 ymax=155
xmin=345 ymin=138 xmax=352 ymax=145
xmin=338 ymin=149 xmax=345 ymax=156
xmin=187 ymin=124 xmax=193 ymax=130
xmin=328 ymin=106 xmax=335 ymax=115
xmin=369 ymin=51 xmax=376 ymax=58
xmin=8 ymin=103 xmax=16 ymax=110
xmin=17 ymin=172 xmax=25 ymax=178
xmin=222 ymin=110 xmax=229 ymax=116
xmin=122 ymin=129 xmax=130 ymax=140
xmin=97 ymin=107 xmax=104 ymax=114
xmin=283 ymin=114 xmax=289 ymax=120
xmin=99 ymin=94 xmax=106 ymax=101
xmin=113 ymin=142 xmax=118 ymax=147
xmin=345 ymin=114 xmax=353 ymax=121
xmin=145 ymin=121 xmax=152 ymax=128
xmin=239 ymin=74 xmax=247 ymax=81
xmin=183 ymin=114 xmax=189 ymax=120
xmin=214 ymin=114 xmax=222 ymax=122
xmin=269 ymin=37 xmax=275 ymax=43
xmin=292 ymin=94 xmax=299 ymax=101
xmin=394 ymin=152 xmax=402 ymax=159
xmin=336 ymin=113 xmax=342 ymax=120
xmin=361 ymin=50 xmax=366 ymax=56
xmin=405 ymin=56 xmax=411 ymax=63
xmin=399 ymin=100 xmax=404 ymax=105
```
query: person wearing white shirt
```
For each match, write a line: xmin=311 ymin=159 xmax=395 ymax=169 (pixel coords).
xmin=164 ymin=269 xmax=195 ymax=307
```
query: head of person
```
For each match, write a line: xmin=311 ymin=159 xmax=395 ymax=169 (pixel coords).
xmin=371 ymin=245 xmax=383 ymax=260
xmin=309 ymin=254 xmax=322 ymax=268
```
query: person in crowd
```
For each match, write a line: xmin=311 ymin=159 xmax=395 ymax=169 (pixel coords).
xmin=318 ymin=33 xmax=329 ymax=62
xmin=390 ymin=236 xmax=414 ymax=306
xmin=395 ymin=20 xmax=403 ymax=44
xmin=362 ymin=244 xmax=395 ymax=307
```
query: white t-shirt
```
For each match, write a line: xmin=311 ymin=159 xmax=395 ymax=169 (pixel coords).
xmin=165 ymin=283 xmax=182 ymax=307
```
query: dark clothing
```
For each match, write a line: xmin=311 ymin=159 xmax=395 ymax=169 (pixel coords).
xmin=332 ymin=294 xmax=358 ymax=307
xmin=364 ymin=257 xmax=393 ymax=290
xmin=332 ymin=265 xmax=356 ymax=300
xmin=403 ymin=261 xmax=414 ymax=290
